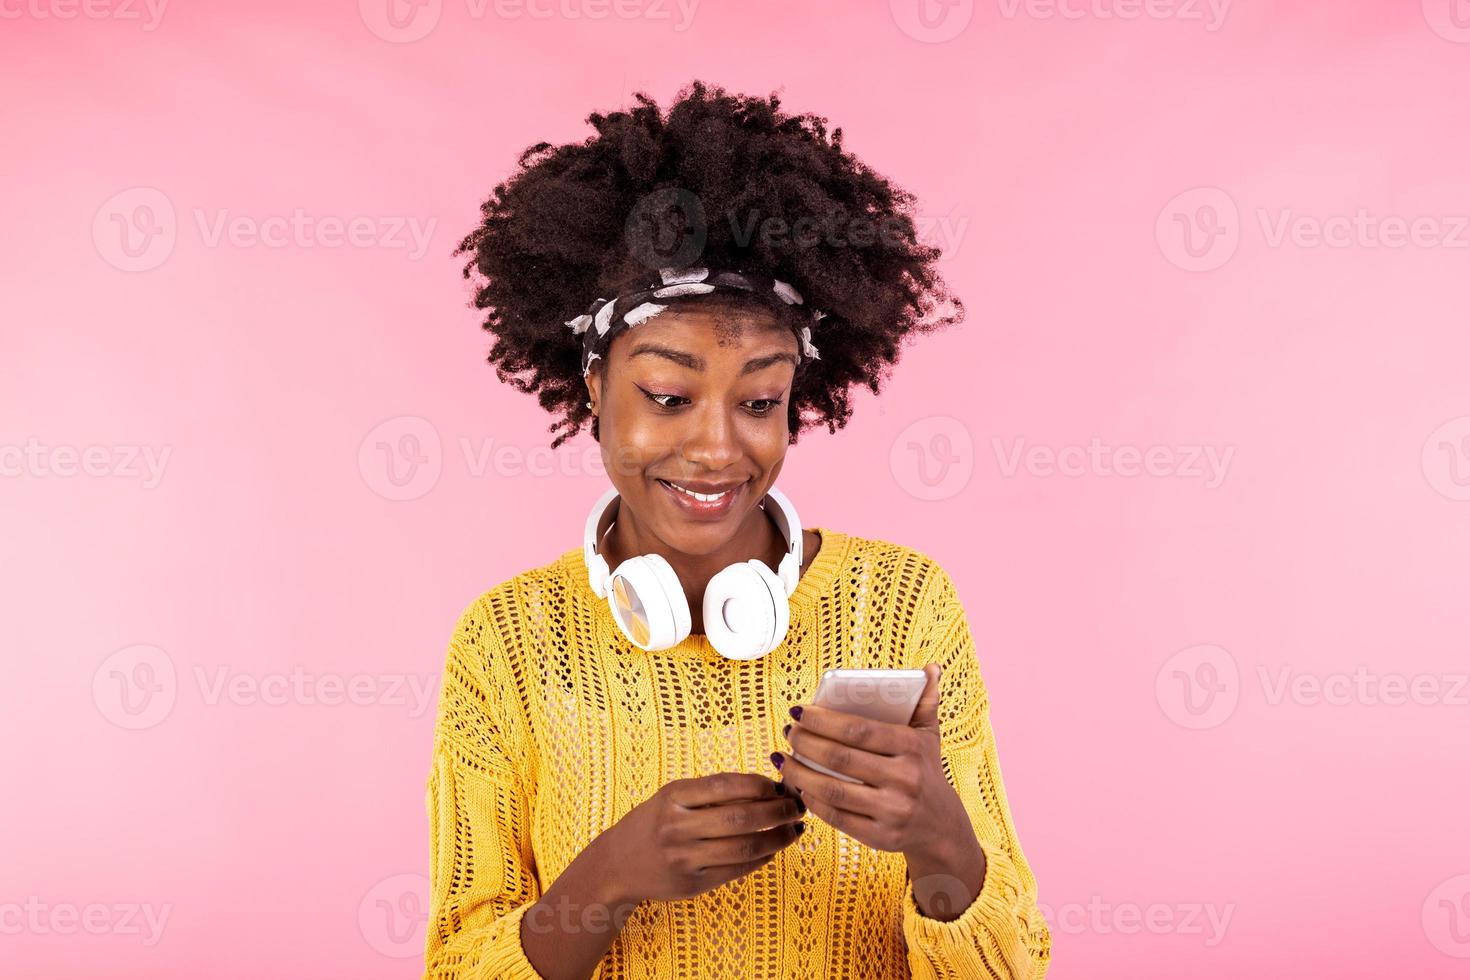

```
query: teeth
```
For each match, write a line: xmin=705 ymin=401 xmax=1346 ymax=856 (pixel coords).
xmin=664 ymin=480 xmax=735 ymax=503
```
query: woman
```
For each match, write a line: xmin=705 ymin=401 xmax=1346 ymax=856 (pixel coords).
xmin=424 ymin=81 xmax=1051 ymax=979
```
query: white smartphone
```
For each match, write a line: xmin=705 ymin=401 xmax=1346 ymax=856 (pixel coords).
xmin=791 ymin=668 xmax=928 ymax=784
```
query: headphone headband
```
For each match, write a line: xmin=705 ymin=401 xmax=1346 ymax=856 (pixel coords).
xmin=583 ymin=484 xmax=803 ymax=599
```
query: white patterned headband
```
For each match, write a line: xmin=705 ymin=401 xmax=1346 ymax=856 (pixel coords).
xmin=564 ymin=266 xmax=823 ymax=378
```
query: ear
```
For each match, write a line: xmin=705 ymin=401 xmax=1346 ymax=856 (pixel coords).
xmin=585 ymin=372 xmax=601 ymax=415
xmin=909 ymin=662 xmax=942 ymax=735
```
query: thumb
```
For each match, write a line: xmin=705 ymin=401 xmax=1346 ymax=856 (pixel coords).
xmin=909 ymin=662 xmax=942 ymax=734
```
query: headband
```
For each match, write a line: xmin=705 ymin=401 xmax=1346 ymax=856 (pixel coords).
xmin=564 ymin=266 xmax=823 ymax=378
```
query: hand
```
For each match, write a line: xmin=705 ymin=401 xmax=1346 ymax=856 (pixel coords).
xmin=773 ymin=663 xmax=974 ymax=860
xmin=599 ymin=772 xmax=807 ymax=905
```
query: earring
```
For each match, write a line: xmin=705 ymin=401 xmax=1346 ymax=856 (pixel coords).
xmin=586 ymin=401 xmax=594 ymax=410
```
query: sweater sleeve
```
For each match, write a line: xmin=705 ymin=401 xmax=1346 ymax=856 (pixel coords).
xmin=423 ymin=593 xmax=546 ymax=980
xmin=901 ymin=565 xmax=1053 ymax=980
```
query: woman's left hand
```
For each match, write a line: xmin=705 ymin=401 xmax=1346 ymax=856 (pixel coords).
xmin=773 ymin=662 xmax=975 ymax=860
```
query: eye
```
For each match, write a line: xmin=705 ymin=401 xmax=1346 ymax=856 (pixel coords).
xmin=746 ymin=398 xmax=783 ymax=416
xmin=636 ymin=386 xmax=784 ymax=417
xmin=638 ymin=387 xmax=689 ymax=411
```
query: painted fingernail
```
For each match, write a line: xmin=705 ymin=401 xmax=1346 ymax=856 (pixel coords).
xmin=794 ymin=797 xmax=806 ymax=814
xmin=770 ymin=751 xmax=784 ymax=770
xmin=782 ymin=723 xmax=792 ymax=739
xmin=774 ymin=781 xmax=787 ymax=795
xmin=789 ymin=706 xmax=803 ymax=721
xmin=794 ymin=821 xmax=806 ymax=834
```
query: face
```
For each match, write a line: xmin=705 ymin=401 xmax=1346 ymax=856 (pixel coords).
xmin=585 ymin=301 xmax=798 ymax=557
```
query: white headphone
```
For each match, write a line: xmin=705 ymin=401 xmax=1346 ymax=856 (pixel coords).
xmin=583 ymin=484 xmax=804 ymax=661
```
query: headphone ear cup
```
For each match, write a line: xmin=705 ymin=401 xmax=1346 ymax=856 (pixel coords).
xmin=608 ymin=553 xmax=691 ymax=650
xmin=704 ymin=559 xmax=790 ymax=661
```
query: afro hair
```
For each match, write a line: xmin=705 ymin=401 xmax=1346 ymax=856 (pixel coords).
xmin=454 ymin=79 xmax=964 ymax=449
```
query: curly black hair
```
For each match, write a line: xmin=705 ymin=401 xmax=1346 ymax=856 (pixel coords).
xmin=454 ymin=80 xmax=964 ymax=449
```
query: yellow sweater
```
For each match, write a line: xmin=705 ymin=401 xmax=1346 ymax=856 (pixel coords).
xmin=423 ymin=527 xmax=1052 ymax=979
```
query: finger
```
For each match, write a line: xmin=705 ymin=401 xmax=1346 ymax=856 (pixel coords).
xmin=695 ymin=820 xmax=806 ymax=870
xmin=779 ymin=759 xmax=893 ymax=848
xmin=785 ymin=724 xmax=907 ymax=787
xmin=672 ymin=772 xmax=783 ymax=809
xmin=788 ymin=703 xmax=914 ymax=757
xmin=703 ymin=854 xmax=779 ymax=890
xmin=686 ymin=796 xmax=805 ymax=840
xmin=773 ymin=750 xmax=888 ymax=820
xmin=796 ymin=793 xmax=891 ymax=851
xmin=910 ymin=663 xmax=943 ymax=732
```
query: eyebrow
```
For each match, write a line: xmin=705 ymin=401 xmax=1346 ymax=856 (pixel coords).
xmin=626 ymin=342 xmax=797 ymax=374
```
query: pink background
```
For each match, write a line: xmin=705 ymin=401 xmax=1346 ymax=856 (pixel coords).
xmin=5 ymin=1 xmax=1470 ymax=976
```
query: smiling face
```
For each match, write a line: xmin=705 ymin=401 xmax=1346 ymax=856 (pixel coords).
xmin=585 ymin=298 xmax=800 ymax=559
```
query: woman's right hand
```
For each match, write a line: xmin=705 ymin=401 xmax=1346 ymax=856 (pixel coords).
xmin=598 ymin=772 xmax=807 ymax=905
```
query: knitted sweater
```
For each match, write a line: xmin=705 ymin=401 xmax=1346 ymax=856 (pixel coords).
xmin=423 ymin=527 xmax=1052 ymax=979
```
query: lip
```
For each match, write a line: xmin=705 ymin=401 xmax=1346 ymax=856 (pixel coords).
xmin=657 ymin=478 xmax=747 ymax=520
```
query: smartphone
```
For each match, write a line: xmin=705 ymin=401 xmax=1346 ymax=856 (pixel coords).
xmin=791 ymin=668 xmax=928 ymax=784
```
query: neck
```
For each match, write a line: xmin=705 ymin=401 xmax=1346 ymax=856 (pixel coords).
xmin=600 ymin=499 xmax=787 ymax=635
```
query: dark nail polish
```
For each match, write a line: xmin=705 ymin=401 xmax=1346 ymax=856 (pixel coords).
xmin=789 ymin=706 xmax=803 ymax=721
xmin=794 ymin=821 xmax=806 ymax=834
xmin=770 ymin=751 xmax=784 ymax=770
xmin=782 ymin=723 xmax=792 ymax=739
xmin=794 ymin=797 xmax=806 ymax=814
xmin=774 ymin=781 xmax=787 ymax=796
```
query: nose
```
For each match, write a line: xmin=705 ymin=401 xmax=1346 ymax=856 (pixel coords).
xmin=678 ymin=401 xmax=741 ymax=472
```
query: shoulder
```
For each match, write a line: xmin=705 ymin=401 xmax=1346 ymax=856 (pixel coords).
xmin=459 ymin=544 xmax=581 ymax=617
xmin=819 ymin=528 xmax=965 ymax=646
xmin=446 ymin=546 xmax=582 ymax=671
xmin=827 ymin=527 xmax=957 ymax=596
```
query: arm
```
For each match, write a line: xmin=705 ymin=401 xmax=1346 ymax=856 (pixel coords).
xmin=424 ymin=593 xmax=636 ymax=980
xmin=900 ymin=566 xmax=1053 ymax=980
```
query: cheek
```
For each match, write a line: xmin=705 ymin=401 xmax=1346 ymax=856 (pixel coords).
xmin=600 ymin=434 xmax=657 ymax=485
xmin=746 ymin=415 xmax=791 ymax=458
xmin=732 ymin=413 xmax=792 ymax=465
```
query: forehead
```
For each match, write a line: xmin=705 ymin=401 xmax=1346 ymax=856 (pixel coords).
xmin=610 ymin=301 xmax=797 ymax=357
